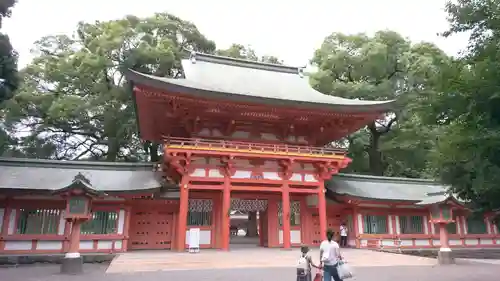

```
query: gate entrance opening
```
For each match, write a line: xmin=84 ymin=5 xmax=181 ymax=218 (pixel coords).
xmin=229 ymin=198 xmax=268 ymax=248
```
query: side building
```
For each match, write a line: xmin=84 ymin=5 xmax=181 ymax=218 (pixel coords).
xmin=0 ymin=157 xmax=498 ymax=255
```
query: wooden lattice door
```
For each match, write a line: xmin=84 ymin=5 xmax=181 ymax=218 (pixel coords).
xmin=311 ymin=213 xmax=340 ymax=245
xmin=129 ymin=207 xmax=174 ymax=250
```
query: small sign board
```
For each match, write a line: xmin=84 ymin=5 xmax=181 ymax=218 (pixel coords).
xmin=188 ymin=228 xmax=200 ymax=253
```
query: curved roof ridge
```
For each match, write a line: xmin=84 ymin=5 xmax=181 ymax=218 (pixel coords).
xmin=0 ymin=157 xmax=156 ymax=170
xmin=192 ymin=52 xmax=302 ymax=74
xmin=336 ymin=173 xmax=444 ymax=185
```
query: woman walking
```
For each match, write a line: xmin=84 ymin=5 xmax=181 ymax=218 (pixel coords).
xmin=319 ymin=229 xmax=343 ymax=281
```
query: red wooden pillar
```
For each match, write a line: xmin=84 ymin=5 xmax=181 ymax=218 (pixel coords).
xmin=0 ymin=204 xmax=12 ymax=251
xmin=67 ymin=220 xmax=82 ymax=255
xmin=177 ymin=178 xmax=189 ymax=251
xmin=221 ymin=181 xmax=231 ymax=251
xmin=318 ymin=182 xmax=327 ymax=241
xmin=282 ymin=183 xmax=291 ymax=249
xmin=352 ymin=207 xmax=360 ymax=248
xmin=438 ymin=223 xmax=450 ymax=249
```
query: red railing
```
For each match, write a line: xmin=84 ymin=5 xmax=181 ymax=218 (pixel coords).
xmin=164 ymin=137 xmax=346 ymax=158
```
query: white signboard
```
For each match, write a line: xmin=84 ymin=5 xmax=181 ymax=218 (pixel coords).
xmin=188 ymin=228 xmax=200 ymax=253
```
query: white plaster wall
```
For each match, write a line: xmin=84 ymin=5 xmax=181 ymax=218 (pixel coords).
xmin=486 ymin=220 xmax=492 ymax=234
xmin=388 ymin=215 xmax=393 ymax=234
xmin=462 ymin=217 xmax=468 ymax=234
xmin=5 ymin=241 xmax=31 ymax=250
xmin=290 ymin=173 xmax=302 ymax=181
xmin=97 ymin=240 xmax=113 ymax=249
xmin=232 ymin=170 xmax=251 ymax=179
xmin=481 ymin=239 xmax=493 ymax=245
xmin=278 ymin=230 xmax=301 ymax=244
xmin=423 ymin=216 xmax=429 ymax=234
xmin=7 ymin=209 xmax=16 ymax=234
xmin=37 ymin=241 xmax=63 ymax=250
xmin=190 ymin=169 xmax=206 ymax=177
xmin=79 ymin=241 xmax=94 ymax=250
xmin=449 ymin=239 xmax=462 ymax=246
xmin=433 ymin=239 xmax=441 ymax=246
xmin=304 ymin=174 xmax=317 ymax=182
xmin=400 ymin=240 xmax=413 ymax=246
xmin=185 ymin=230 xmax=211 ymax=245
xmin=394 ymin=215 xmax=401 ymax=234
xmin=263 ymin=172 xmax=281 ymax=180
xmin=117 ymin=209 xmax=126 ymax=235
xmin=456 ymin=216 xmax=462 ymax=235
xmin=465 ymin=239 xmax=478 ymax=246
xmin=291 ymin=230 xmax=301 ymax=244
xmin=208 ymin=169 xmax=224 ymax=178
xmin=0 ymin=208 xmax=4 ymax=230
xmin=415 ymin=239 xmax=430 ymax=246
xmin=381 ymin=240 xmax=394 ymax=246
xmin=357 ymin=214 xmax=363 ymax=234
xmin=360 ymin=239 xmax=368 ymax=247
xmin=115 ymin=240 xmax=123 ymax=250
xmin=57 ymin=211 xmax=66 ymax=235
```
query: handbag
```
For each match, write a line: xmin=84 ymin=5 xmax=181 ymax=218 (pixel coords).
xmin=337 ymin=260 xmax=353 ymax=279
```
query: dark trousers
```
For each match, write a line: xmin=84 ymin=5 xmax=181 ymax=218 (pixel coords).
xmin=340 ymin=236 xmax=348 ymax=247
xmin=323 ymin=264 xmax=342 ymax=281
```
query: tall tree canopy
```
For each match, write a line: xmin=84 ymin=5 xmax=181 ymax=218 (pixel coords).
xmin=429 ymin=0 xmax=500 ymax=211
xmin=216 ymin=43 xmax=282 ymax=64
xmin=1 ymin=13 xmax=284 ymax=161
xmin=310 ymin=31 xmax=450 ymax=177
xmin=3 ymin=13 xmax=215 ymax=161
xmin=0 ymin=0 xmax=18 ymax=104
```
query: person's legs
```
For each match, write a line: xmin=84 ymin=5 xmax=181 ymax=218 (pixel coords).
xmin=341 ymin=236 xmax=347 ymax=247
xmin=330 ymin=263 xmax=342 ymax=281
xmin=323 ymin=266 xmax=332 ymax=281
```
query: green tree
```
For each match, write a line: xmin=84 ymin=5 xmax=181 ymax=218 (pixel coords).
xmin=216 ymin=43 xmax=282 ymax=64
xmin=0 ymin=0 xmax=18 ymax=104
xmin=429 ymin=0 xmax=500 ymax=211
xmin=310 ymin=31 xmax=449 ymax=177
xmin=5 ymin=13 xmax=215 ymax=161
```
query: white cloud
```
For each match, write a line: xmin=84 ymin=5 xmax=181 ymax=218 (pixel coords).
xmin=4 ymin=0 xmax=469 ymax=67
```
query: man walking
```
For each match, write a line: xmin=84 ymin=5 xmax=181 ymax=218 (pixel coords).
xmin=339 ymin=223 xmax=348 ymax=247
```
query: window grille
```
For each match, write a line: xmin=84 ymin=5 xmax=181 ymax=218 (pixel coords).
xmin=16 ymin=208 xmax=61 ymax=235
xmin=363 ymin=215 xmax=388 ymax=234
xmin=81 ymin=211 xmax=118 ymax=234
xmin=399 ymin=215 xmax=424 ymax=234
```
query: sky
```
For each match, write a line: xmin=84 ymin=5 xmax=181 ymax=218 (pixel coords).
xmin=4 ymin=0 xmax=469 ymax=68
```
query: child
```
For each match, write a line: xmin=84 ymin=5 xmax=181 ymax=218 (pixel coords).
xmin=296 ymin=245 xmax=319 ymax=281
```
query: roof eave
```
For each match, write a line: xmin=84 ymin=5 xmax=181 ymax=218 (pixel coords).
xmin=125 ymin=69 xmax=396 ymax=114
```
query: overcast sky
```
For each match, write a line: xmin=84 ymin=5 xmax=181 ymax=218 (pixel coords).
xmin=4 ymin=0 xmax=469 ymax=68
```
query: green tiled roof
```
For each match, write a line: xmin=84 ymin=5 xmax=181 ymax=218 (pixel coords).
xmin=327 ymin=173 xmax=455 ymax=205
xmin=0 ymin=157 xmax=162 ymax=192
xmin=125 ymin=52 xmax=395 ymax=113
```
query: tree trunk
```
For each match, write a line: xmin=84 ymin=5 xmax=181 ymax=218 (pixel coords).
xmin=246 ymin=211 xmax=258 ymax=237
xmin=149 ymin=143 xmax=160 ymax=162
xmin=106 ymin=137 xmax=119 ymax=162
xmin=367 ymin=122 xmax=384 ymax=176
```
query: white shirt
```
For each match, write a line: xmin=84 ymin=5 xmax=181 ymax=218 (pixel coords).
xmin=319 ymin=240 xmax=340 ymax=265
xmin=340 ymin=225 xmax=348 ymax=236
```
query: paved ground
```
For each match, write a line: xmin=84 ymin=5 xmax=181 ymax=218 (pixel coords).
xmin=107 ymin=248 xmax=437 ymax=273
xmin=2 ymin=249 xmax=500 ymax=281
xmin=1 ymin=263 xmax=499 ymax=281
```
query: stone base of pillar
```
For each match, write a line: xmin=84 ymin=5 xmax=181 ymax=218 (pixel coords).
xmin=60 ymin=256 xmax=83 ymax=274
xmin=437 ymin=249 xmax=455 ymax=265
